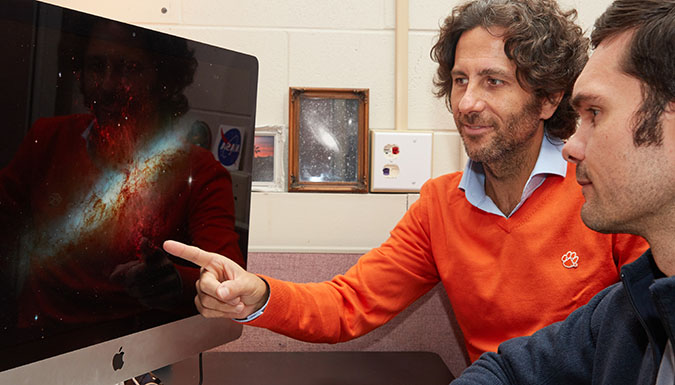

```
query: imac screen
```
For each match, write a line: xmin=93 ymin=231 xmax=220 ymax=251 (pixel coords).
xmin=0 ymin=0 xmax=257 ymax=382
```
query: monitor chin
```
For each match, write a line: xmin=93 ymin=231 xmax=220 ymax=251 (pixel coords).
xmin=0 ymin=316 xmax=242 ymax=385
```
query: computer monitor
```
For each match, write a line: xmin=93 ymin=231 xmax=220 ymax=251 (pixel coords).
xmin=0 ymin=1 xmax=258 ymax=383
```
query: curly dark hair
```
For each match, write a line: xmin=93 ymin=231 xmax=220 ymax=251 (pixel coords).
xmin=591 ymin=0 xmax=675 ymax=147
xmin=431 ymin=0 xmax=589 ymax=140
xmin=57 ymin=9 xmax=198 ymax=120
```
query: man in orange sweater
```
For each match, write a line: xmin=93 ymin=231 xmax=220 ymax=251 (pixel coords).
xmin=163 ymin=0 xmax=647 ymax=361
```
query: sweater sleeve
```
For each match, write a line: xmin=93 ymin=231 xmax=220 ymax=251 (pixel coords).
xmin=247 ymin=181 xmax=441 ymax=343
xmin=452 ymin=285 xmax=617 ymax=384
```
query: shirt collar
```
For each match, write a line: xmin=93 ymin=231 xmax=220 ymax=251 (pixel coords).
xmin=529 ymin=135 xmax=567 ymax=177
xmin=458 ymin=135 xmax=567 ymax=216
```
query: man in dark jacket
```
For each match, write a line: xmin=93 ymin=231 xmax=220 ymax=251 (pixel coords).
xmin=451 ymin=0 xmax=675 ymax=383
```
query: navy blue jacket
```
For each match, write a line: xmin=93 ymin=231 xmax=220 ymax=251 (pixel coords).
xmin=452 ymin=250 xmax=675 ymax=384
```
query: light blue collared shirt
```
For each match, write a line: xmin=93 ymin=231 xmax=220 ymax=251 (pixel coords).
xmin=458 ymin=136 xmax=567 ymax=218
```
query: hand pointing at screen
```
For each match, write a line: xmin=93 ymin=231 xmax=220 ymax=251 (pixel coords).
xmin=163 ymin=240 xmax=269 ymax=319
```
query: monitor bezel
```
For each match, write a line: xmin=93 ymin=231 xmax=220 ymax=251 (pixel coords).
xmin=0 ymin=1 xmax=257 ymax=382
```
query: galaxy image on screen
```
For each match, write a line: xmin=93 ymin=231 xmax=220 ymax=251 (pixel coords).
xmin=0 ymin=5 xmax=250 ymax=371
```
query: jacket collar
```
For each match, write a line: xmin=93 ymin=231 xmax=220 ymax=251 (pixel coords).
xmin=650 ymin=270 xmax=675 ymax=349
xmin=621 ymin=250 xmax=671 ymax=359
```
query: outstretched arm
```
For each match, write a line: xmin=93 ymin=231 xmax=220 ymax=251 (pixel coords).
xmin=163 ymin=240 xmax=268 ymax=319
xmin=165 ymin=187 xmax=439 ymax=343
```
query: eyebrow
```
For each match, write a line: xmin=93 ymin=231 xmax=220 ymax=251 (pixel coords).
xmin=477 ymin=68 xmax=511 ymax=78
xmin=571 ymin=93 xmax=603 ymax=110
xmin=450 ymin=67 xmax=513 ymax=79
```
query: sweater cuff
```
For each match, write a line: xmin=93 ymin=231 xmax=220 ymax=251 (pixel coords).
xmin=232 ymin=276 xmax=270 ymax=323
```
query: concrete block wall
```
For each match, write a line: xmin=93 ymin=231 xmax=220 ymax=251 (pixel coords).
xmin=44 ymin=0 xmax=614 ymax=253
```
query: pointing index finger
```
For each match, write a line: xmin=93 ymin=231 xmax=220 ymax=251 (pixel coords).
xmin=163 ymin=240 xmax=218 ymax=268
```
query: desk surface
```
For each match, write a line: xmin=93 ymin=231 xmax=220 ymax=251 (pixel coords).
xmin=157 ymin=351 xmax=455 ymax=385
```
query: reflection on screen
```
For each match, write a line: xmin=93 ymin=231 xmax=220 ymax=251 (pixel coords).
xmin=0 ymin=5 xmax=253 ymax=372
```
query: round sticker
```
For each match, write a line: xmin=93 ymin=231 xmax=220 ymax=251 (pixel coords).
xmin=217 ymin=127 xmax=242 ymax=167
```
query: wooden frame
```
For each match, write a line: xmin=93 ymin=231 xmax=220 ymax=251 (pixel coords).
xmin=288 ymin=87 xmax=369 ymax=193
xmin=252 ymin=125 xmax=287 ymax=192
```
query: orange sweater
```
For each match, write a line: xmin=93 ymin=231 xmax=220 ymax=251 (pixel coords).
xmin=250 ymin=165 xmax=648 ymax=361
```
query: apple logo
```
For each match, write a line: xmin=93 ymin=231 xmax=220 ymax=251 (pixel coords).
xmin=112 ymin=347 xmax=125 ymax=371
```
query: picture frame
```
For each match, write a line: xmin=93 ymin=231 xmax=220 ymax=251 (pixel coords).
xmin=252 ymin=125 xmax=287 ymax=192
xmin=288 ymin=87 xmax=369 ymax=193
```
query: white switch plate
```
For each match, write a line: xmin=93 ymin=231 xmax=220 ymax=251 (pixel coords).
xmin=370 ymin=130 xmax=433 ymax=192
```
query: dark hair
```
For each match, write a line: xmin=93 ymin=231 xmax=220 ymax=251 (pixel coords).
xmin=431 ymin=0 xmax=589 ymax=140
xmin=57 ymin=9 xmax=198 ymax=119
xmin=592 ymin=0 xmax=675 ymax=146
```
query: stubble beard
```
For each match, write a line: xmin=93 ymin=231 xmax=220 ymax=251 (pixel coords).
xmin=578 ymin=188 xmax=650 ymax=237
xmin=577 ymin=151 xmax=669 ymax=238
xmin=458 ymin=98 xmax=543 ymax=174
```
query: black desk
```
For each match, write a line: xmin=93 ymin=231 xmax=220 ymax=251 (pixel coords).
xmin=158 ymin=351 xmax=455 ymax=385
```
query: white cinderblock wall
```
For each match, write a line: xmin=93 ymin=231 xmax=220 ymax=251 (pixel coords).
xmin=43 ymin=0 xmax=614 ymax=252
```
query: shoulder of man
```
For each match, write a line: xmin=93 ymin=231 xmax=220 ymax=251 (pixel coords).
xmin=420 ymin=171 xmax=463 ymax=193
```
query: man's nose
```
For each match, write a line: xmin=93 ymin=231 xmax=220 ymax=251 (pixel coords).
xmin=100 ymin=65 xmax=121 ymax=90
xmin=562 ymin=131 xmax=586 ymax=164
xmin=456 ymin=83 xmax=487 ymax=115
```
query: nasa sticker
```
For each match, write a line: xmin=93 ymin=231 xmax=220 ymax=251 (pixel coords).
xmin=216 ymin=125 xmax=243 ymax=170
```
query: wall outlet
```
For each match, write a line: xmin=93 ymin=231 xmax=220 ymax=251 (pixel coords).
xmin=370 ymin=130 xmax=433 ymax=192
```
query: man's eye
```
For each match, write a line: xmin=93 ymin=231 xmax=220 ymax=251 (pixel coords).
xmin=454 ymin=78 xmax=468 ymax=86
xmin=582 ymin=108 xmax=600 ymax=125
xmin=487 ymin=78 xmax=504 ymax=86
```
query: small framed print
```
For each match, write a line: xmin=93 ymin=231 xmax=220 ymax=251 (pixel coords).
xmin=288 ymin=87 xmax=369 ymax=193
xmin=252 ymin=125 xmax=287 ymax=192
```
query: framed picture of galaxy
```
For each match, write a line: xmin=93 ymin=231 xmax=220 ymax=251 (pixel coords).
xmin=252 ymin=125 xmax=287 ymax=192
xmin=288 ymin=87 xmax=369 ymax=193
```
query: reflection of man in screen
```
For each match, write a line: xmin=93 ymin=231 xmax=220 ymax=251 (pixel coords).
xmin=0 ymin=16 xmax=243 ymax=340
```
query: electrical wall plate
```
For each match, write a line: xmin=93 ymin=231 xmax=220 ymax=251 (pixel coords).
xmin=370 ymin=130 xmax=433 ymax=192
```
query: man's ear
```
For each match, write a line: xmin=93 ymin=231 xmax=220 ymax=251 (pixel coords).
xmin=539 ymin=91 xmax=565 ymax=120
xmin=664 ymin=101 xmax=675 ymax=128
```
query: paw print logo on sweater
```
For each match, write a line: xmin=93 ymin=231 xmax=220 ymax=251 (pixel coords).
xmin=561 ymin=251 xmax=579 ymax=269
